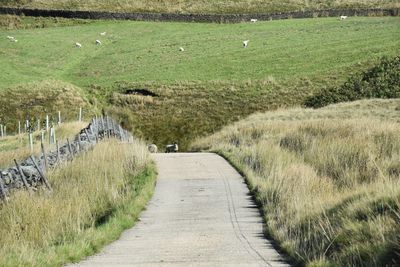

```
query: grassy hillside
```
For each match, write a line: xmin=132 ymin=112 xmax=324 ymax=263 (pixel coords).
xmin=1 ymin=16 xmax=399 ymax=148
xmin=0 ymin=80 xmax=95 ymax=133
xmin=191 ymin=98 xmax=400 ymax=266
xmin=1 ymin=0 xmax=399 ymax=14
xmin=0 ymin=139 xmax=156 ymax=267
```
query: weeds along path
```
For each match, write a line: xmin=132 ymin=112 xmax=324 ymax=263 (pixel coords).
xmin=69 ymin=153 xmax=289 ymax=267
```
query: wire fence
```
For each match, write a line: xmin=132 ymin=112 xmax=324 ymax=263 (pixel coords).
xmin=0 ymin=115 xmax=133 ymax=202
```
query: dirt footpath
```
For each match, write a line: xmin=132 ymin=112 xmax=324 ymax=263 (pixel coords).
xmin=70 ymin=153 xmax=290 ymax=267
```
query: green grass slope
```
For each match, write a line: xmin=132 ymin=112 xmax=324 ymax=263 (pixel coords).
xmin=1 ymin=16 xmax=399 ymax=148
xmin=1 ymin=0 xmax=400 ymax=14
xmin=191 ymin=98 xmax=400 ymax=266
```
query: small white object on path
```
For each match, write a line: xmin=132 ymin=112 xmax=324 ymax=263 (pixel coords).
xmin=68 ymin=153 xmax=290 ymax=267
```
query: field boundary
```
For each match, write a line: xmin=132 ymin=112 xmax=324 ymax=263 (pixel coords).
xmin=0 ymin=7 xmax=399 ymax=23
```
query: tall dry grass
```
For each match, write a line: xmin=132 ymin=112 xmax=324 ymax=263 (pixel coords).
xmin=191 ymin=99 xmax=400 ymax=266
xmin=0 ymin=121 xmax=87 ymax=168
xmin=0 ymin=139 xmax=155 ymax=267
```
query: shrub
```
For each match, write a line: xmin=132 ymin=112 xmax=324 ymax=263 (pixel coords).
xmin=305 ymin=56 xmax=400 ymax=108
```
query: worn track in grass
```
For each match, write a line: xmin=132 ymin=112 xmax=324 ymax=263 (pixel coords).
xmin=69 ymin=153 xmax=289 ymax=266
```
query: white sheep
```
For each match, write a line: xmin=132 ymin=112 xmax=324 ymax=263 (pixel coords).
xmin=100 ymin=32 xmax=106 ymax=36
xmin=96 ymin=40 xmax=102 ymax=45
xmin=243 ymin=40 xmax=249 ymax=48
xmin=6 ymin=36 xmax=14 ymax=40
xmin=148 ymin=144 xmax=158 ymax=153
xmin=75 ymin=42 xmax=82 ymax=48
xmin=340 ymin=16 xmax=348 ymax=20
xmin=165 ymin=143 xmax=178 ymax=153
xmin=179 ymin=47 xmax=184 ymax=52
xmin=250 ymin=19 xmax=258 ymax=23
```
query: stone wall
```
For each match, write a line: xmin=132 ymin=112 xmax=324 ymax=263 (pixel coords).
xmin=0 ymin=117 xmax=132 ymax=200
xmin=0 ymin=7 xmax=398 ymax=23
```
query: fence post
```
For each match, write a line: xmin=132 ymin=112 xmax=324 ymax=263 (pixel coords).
xmin=46 ymin=115 xmax=49 ymax=132
xmin=84 ymin=129 xmax=91 ymax=143
xmin=29 ymin=132 xmax=33 ymax=153
xmin=0 ymin=124 xmax=3 ymax=138
xmin=30 ymin=156 xmax=52 ymax=191
xmin=56 ymin=140 xmax=60 ymax=164
xmin=53 ymin=127 xmax=56 ymax=144
xmin=18 ymin=121 xmax=21 ymax=135
xmin=0 ymin=173 xmax=9 ymax=202
xmin=67 ymin=138 xmax=73 ymax=158
xmin=37 ymin=119 xmax=40 ymax=131
xmin=14 ymin=159 xmax=32 ymax=195
xmin=41 ymin=142 xmax=48 ymax=170
xmin=79 ymin=108 xmax=82 ymax=122
xmin=58 ymin=111 xmax=61 ymax=125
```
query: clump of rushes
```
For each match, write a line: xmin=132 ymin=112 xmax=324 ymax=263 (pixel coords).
xmin=191 ymin=99 xmax=400 ymax=266
xmin=0 ymin=139 xmax=156 ymax=267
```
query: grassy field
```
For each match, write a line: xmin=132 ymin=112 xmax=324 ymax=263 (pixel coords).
xmin=1 ymin=16 xmax=399 ymax=149
xmin=1 ymin=0 xmax=400 ymax=14
xmin=191 ymin=98 xmax=400 ymax=266
xmin=0 ymin=139 xmax=156 ymax=267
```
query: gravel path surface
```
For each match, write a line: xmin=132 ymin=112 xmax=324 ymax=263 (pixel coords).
xmin=69 ymin=153 xmax=290 ymax=267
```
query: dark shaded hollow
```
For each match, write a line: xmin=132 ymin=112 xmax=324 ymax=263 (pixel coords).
xmin=124 ymin=89 xmax=158 ymax=97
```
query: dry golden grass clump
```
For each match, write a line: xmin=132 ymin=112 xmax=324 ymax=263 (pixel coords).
xmin=191 ymin=99 xmax=400 ymax=266
xmin=0 ymin=139 xmax=155 ymax=266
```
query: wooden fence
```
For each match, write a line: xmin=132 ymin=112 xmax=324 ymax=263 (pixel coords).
xmin=0 ymin=116 xmax=133 ymax=202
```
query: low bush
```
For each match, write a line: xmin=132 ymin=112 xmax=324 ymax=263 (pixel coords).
xmin=305 ymin=56 xmax=400 ymax=108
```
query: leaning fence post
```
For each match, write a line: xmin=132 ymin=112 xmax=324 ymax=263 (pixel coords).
xmin=84 ymin=129 xmax=91 ymax=143
xmin=0 ymin=173 xmax=9 ymax=202
xmin=67 ymin=138 xmax=73 ymax=158
xmin=41 ymin=142 xmax=48 ymax=170
xmin=30 ymin=156 xmax=52 ymax=191
xmin=56 ymin=140 xmax=60 ymax=163
xmin=14 ymin=159 xmax=32 ymax=195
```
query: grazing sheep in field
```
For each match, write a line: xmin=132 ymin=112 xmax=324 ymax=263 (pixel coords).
xmin=250 ymin=19 xmax=258 ymax=23
xmin=179 ymin=47 xmax=184 ymax=52
xmin=7 ymin=36 xmax=17 ymax=42
xmin=165 ymin=143 xmax=178 ymax=153
xmin=340 ymin=16 xmax=348 ymax=20
xmin=96 ymin=40 xmax=102 ymax=45
xmin=148 ymin=144 xmax=158 ymax=153
xmin=75 ymin=42 xmax=82 ymax=48
xmin=100 ymin=32 xmax=106 ymax=36
xmin=243 ymin=40 xmax=249 ymax=48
